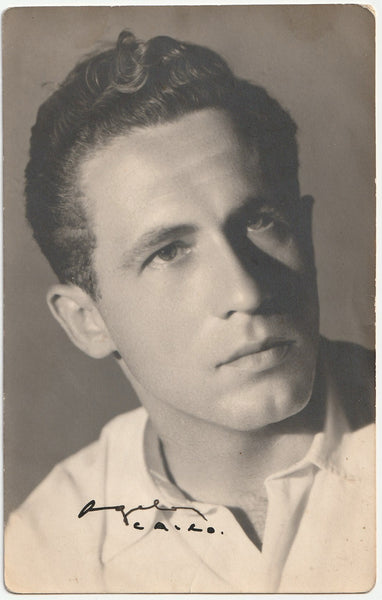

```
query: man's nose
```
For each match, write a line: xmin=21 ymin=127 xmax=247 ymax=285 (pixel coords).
xmin=208 ymin=237 xmax=271 ymax=319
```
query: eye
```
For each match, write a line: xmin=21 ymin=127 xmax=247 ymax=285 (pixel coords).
xmin=246 ymin=210 xmax=292 ymax=246
xmin=146 ymin=241 xmax=191 ymax=270
xmin=246 ymin=213 xmax=275 ymax=233
xmin=157 ymin=244 xmax=179 ymax=261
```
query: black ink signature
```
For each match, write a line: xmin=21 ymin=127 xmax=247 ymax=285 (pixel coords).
xmin=78 ymin=498 xmax=208 ymax=527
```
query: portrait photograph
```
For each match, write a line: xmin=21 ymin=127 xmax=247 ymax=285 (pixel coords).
xmin=3 ymin=4 xmax=376 ymax=594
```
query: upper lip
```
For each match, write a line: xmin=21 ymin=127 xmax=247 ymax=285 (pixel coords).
xmin=216 ymin=337 xmax=294 ymax=367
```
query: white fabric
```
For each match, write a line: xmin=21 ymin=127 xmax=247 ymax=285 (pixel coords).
xmin=5 ymin=375 xmax=375 ymax=593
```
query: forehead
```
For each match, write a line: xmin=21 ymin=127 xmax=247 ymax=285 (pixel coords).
xmin=79 ymin=108 xmax=261 ymax=213
xmin=78 ymin=109 xmax=264 ymax=264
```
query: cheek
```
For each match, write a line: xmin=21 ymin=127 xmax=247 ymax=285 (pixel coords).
xmin=249 ymin=232 xmax=308 ymax=274
xmin=99 ymin=278 xmax=201 ymax=362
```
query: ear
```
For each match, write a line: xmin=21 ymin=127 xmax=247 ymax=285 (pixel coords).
xmin=47 ymin=284 xmax=116 ymax=359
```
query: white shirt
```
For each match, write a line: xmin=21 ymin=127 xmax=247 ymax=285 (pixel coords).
xmin=5 ymin=349 xmax=375 ymax=593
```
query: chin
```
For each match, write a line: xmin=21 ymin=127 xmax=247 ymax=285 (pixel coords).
xmin=204 ymin=334 xmax=319 ymax=432
xmin=212 ymin=374 xmax=316 ymax=432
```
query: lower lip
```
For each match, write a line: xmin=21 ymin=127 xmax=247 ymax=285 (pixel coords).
xmin=221 ymin=343 xmax=294 ymax=373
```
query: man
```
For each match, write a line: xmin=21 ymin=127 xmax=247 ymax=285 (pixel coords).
xmin=5 ymin=29 xmax=375 ymax=593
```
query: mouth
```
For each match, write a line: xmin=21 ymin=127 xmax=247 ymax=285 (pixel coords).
xmin=216 ymin=339 xmax=295 ymax=373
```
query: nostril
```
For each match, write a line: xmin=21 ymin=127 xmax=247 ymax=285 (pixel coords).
xmin=225 ymin=310 xmax=235 ymax=319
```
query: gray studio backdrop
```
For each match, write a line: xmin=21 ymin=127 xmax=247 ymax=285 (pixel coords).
xmin=3 ymin=6 xmax=375 ymax=521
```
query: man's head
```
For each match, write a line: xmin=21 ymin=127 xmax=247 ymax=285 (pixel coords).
xmin=26 ymin=30 xmax=319 ymax=432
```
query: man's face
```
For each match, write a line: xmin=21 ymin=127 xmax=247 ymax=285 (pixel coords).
xmin=80 ymin=109 xmax=319 ymax=432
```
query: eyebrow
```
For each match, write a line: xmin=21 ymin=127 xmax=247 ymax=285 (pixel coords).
xmin=120 ymin=224 xmax=197 ymax=270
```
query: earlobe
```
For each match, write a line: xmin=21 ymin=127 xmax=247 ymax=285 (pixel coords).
xmin=46 ymin=284 xmax=117 ymax=359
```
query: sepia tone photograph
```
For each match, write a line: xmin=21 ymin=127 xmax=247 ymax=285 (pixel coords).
xmin=3 ymin=4 xmax=376 ymax=594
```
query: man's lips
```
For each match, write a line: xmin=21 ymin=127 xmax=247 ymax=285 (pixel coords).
xmin=216 ymin=338 xmax=295 ymax=372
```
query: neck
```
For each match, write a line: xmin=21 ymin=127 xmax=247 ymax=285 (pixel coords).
xmin=143 ymin=381 xmax=324 ymax=506
xmin=122 ymin=359 xmax=325 ymax=506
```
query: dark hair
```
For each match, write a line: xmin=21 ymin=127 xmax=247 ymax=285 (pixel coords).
xmin=25 ymin=30 xmax=298 ymax=299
